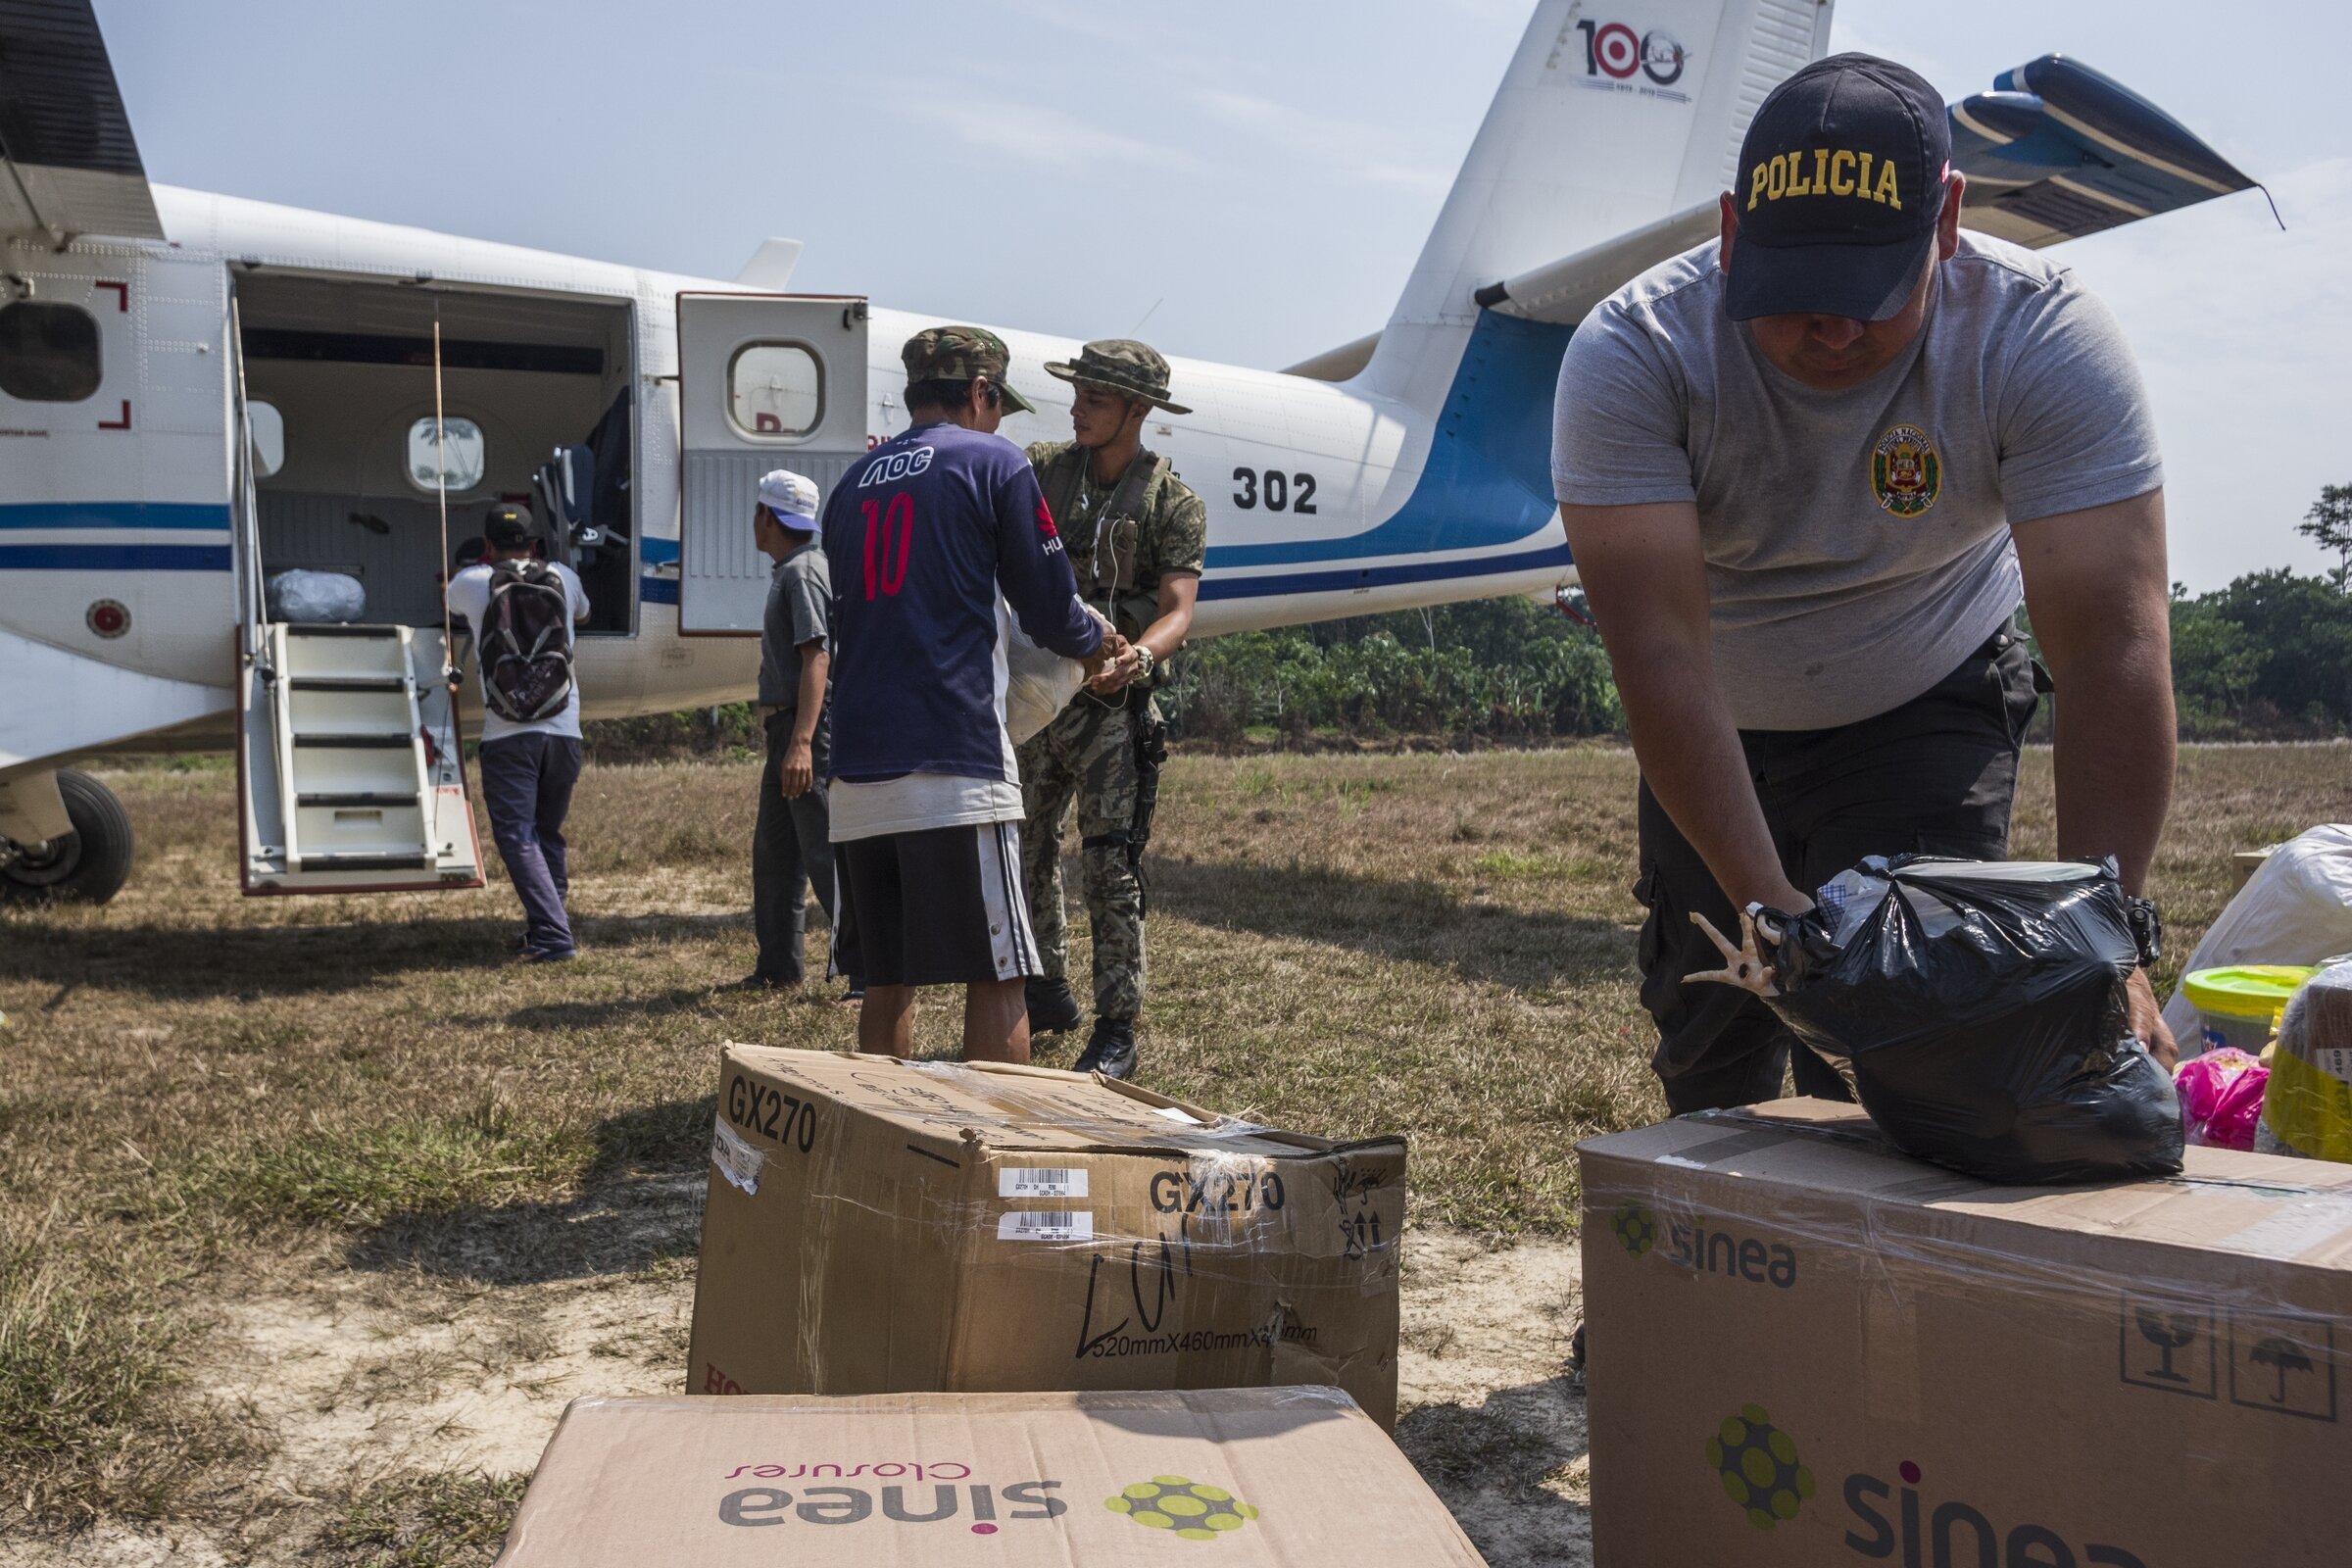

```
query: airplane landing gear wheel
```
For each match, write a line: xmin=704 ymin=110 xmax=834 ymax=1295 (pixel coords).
xmin=0 ymin=769 xmax=134 ymax=905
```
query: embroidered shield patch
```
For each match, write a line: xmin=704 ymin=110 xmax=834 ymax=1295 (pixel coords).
xmin=1870 ymin=423 xmax=1941 ymax=517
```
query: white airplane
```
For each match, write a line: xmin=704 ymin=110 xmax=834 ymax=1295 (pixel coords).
xmin=0 ymin=0 xmax=2258 ymax=903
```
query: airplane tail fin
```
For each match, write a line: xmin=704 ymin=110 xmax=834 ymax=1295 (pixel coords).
xmin=1357 ymin=0 xmax=1833 ymax=403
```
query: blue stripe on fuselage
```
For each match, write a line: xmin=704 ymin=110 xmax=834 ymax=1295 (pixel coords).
xmin=1204 ymin=311 xmax=1574 ymax=574
xmin=0 ymin=502 xmax=231 ymax=531
xmin=1199 ymin=541 xmax=1571 ymax=601
xmin=0 ymin=543 xmax=232 ymax=570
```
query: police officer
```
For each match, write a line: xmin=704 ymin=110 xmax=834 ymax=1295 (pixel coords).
xmin=1019 ymin=341 xmax=1205 ymax=1080
xmin=1554 ymin=53 xmax=2180 ymax=1112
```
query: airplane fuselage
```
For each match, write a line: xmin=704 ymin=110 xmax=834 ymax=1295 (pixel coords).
xmin=0 ymin=181 xmax=1572 ymax=770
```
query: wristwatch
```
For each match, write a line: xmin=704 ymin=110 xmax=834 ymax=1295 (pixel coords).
xmin=1131 ymin=645 xmax=1155 ymax=683
xmin=2125 ymin=896 xmax=2163 ymax=968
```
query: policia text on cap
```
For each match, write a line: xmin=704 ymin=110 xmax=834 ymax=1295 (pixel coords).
xmin=1552 ymin=53 xmax=2179 ymax=1113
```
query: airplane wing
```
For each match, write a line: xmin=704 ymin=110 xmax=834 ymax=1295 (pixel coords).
xmin=1946 ymin=54 xmax=2260 ymax=249
xmin=0 ymin=0 xmax=165 ymax=244
xmin=1290 ymin=53 xmax=2261 ymax=372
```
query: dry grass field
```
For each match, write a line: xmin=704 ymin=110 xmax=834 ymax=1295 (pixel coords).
xmin=0 ymin=743 xmax=2342 ymax=1564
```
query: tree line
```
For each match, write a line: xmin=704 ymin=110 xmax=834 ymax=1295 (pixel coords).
xmin=585 ymin=484 xmax=2351 ymax=760
xmin=2166 ymin=484 xmax=2351 ymax=738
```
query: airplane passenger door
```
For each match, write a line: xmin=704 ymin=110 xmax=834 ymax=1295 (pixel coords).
xmin=673 ymin=293 xmax=868 ymax=634
xmin=229 ymin=304 xmax=483 ymax=897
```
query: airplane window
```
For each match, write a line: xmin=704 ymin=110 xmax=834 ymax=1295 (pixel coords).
xmin=407 ymin=416 xmax=485 ymax=493
xmin=0 ymin=302 xmax=102 ymax=402
xmin=248 ymin=400 xmax=285 ymax=479
xmin=729 ymin=342 xmax=821 ymax=438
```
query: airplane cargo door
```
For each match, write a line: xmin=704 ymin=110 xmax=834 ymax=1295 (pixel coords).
xmin=674 ymin=293 xmax=868 ymax=634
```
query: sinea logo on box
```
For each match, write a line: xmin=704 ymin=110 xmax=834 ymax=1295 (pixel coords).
xmin=717 ymin=1460 xmax=1064 ymax=1537
xmin=1624 ymin=1204 xmax=1797 ymax=1287
xmin=1701 ymin=1415 xmax=2152 ymax=1565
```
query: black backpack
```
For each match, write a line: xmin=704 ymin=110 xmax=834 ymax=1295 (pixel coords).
xmin=479 ymin=561 xmax=575 ymax=722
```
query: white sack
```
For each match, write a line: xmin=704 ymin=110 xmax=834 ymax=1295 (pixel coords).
xmin=267 ymin=569 xmax=367 ymax=624
xmin=2163 ymin=824 xmax=2352 ymax=1050
xmin=1003 ymin=601 xmax=1113 ymax=746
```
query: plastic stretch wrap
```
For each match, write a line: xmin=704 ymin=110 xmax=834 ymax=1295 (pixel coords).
xmin=1763 ymin=856 xmax=2181 ymax=1184
xmin=689 ymin=1046 xmax=1406 ymax=1425
xmin=265 ymin=568 xmax=366 ymax=624
xmin=2260 ymin=959 xmax=2352 ymax=1162
xmin=1584 ymin=1102 xmax=2352 ymax=1347
xmin=1576 ymin=1102 xmax=2352 ymax=1565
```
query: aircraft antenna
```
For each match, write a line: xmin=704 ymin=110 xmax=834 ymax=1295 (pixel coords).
xmin=432 ymin=310 xmax=457 ymax=686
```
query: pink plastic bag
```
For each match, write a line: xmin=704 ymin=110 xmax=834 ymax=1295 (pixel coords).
xmin=2175 ymin=1048 xmax=2270 ymax=1152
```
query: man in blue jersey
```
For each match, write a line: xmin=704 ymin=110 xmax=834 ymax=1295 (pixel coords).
xmin=823 ymin=326 xmax=1119 ymax=1063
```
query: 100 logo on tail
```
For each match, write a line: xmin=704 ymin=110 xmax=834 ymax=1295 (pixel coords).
xmin=1572 ymin=19 xmax=1688 ymax=85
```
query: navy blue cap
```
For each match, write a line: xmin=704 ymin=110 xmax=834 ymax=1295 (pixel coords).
xmin=1726 ymin=53 xmax=1952 ymax=323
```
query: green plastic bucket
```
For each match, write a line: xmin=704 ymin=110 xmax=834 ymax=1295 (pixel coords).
xmin=2181 ymin=965 xmax=2318 ymax=1055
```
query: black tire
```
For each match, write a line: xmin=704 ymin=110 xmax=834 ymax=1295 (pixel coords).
xmin=1 ymin=769 xmax=134 ymax=905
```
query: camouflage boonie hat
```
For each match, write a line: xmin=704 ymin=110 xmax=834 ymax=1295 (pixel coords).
xmin=901 ymin=325 xmax=1036 ymax=414
xmin=1043 ymin=338 xmax=1191 ymax=416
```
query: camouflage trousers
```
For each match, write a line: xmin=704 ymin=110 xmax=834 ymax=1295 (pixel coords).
xmin=1017 ymin=691 xmax=1150 ymax=1021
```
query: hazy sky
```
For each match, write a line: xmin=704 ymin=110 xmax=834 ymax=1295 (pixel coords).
xmin=95 ymin=0 xmax=2345 ymax=590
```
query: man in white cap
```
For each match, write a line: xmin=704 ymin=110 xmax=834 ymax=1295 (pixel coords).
xmin=741 ymin=469 xmax=852 ymax=995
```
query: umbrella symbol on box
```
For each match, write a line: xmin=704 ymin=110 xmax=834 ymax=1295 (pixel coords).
xmin=2250 ymin=1337 xmax=2314 ymax=1403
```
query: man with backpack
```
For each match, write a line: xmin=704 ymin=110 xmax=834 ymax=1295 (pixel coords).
xmin=445 ymin=503 xmax=592 ymax=962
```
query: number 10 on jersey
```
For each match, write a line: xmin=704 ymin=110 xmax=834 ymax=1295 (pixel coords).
xmin=861 ymin=494 xmax=912 ymax=600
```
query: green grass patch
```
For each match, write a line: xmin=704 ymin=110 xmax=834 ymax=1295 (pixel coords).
xmin=1471 ymin=848 xmax=1569 ymax=881
xmin=172 ymin=1115 xmax=590 ymax=1232
xmin=320 ymin=1470 xmax=530 ymax=1566
xmin=0 ymin=1215 xmax=236 ymax=1521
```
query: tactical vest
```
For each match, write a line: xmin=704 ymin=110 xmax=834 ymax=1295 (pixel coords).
xmin=1036 ymin=444 xmax=1171 ymax=643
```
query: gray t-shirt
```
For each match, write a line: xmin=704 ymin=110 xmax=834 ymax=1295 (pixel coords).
xmin=1551 ymin=232 xmax=2162 ymax=731
xmin=758 ymin=541 xmax=831 ymax=714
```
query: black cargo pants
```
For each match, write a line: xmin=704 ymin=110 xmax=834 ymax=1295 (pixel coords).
xmin=1635 ymin=632 xmax=2046 ymax=1113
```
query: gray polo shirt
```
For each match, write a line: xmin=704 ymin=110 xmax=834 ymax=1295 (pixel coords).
xmin=1551 ymin=231 xmax=2162 ymax=731
xmin=758 ymin=539 xmax=831 ymax=718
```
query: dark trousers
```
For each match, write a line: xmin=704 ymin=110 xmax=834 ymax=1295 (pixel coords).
xmin=753 ymin=710 xmax=837 ymax=982
xmin=479 ymin=732 xmax=584 ymax=956
xmin=1636 ymin=633 xmax=2044 ymax=1113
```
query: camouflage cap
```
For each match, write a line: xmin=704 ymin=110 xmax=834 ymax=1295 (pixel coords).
xmin=1043 ymin=338 xmax=1191 ymax=416
xmin=901 ymin=325 xmax=1037 ymax=414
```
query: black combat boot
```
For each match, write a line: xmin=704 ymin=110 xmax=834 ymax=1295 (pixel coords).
xmin=1025 ymin=976 xmax=1082 ymax=1035
xmin=1074 ymin=1016 xmax=1138 ymax=1080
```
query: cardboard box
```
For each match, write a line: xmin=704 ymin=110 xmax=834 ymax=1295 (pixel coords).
xmin=1579 ymin=1100 xmax=2352 ymax=1567
xmin=493 ymin=1388 xmax=1487 ymax=1566
xmin=689 ymin=1048 xmax=1406 ymax=1425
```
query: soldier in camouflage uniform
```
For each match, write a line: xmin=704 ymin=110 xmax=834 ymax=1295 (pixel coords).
xmin=1019 ymin=340 xmax=1206 ymax=1079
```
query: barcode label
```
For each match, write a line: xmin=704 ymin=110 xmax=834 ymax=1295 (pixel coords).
xmin=997 ymin=1210 xmax=1094 ymax=1243
xmin=2316 ymin=1047 xmax=2352 ymax=1085
xmin=1000 ymin=1167 xmax=1087 ymax=1199
xmin=710 ymin=1116 xmax=765 ymax=1197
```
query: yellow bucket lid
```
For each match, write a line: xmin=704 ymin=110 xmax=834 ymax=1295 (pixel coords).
xmin=2181 ymin=964 xmax=2319 ymax=1019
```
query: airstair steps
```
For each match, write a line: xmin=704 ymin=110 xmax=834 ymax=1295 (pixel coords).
xmin=262 ymin=623 xmax=442 ymax=875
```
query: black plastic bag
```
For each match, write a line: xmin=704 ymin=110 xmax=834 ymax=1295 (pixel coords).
xmin=1761 ymin=856 xmax=2182 ymax=1184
